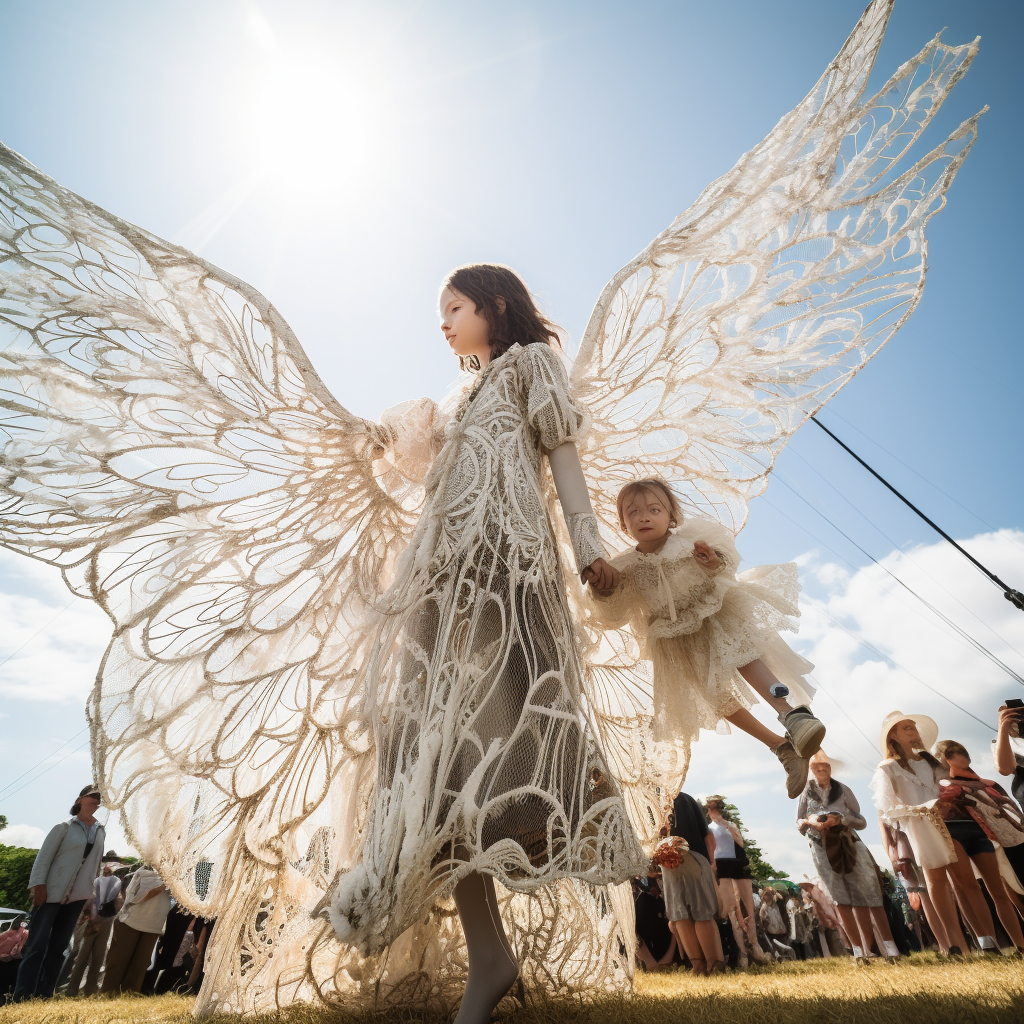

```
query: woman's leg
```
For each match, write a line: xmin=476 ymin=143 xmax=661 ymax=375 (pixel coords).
xmin=453 ymin=872 xmax=519 ymax=1024
xmin=656 ymin=933 xmax=678 ymax=966
xmin=863 ymin=904 xmax=899 ymax=956
xmin=943 ymin=843 xmax=997 ymax=943
xmin=970 ymin=852 xmax=1024 ymax=949
xmin=635 ymin=937 xmax=658 ymax=972
xmin=737 ymin=660 xmax=791 ymax=715
xmin=694 ymin=918 xmax=725 ymax=966
xmin=922 ymin=865 xmax=969 ymax=953
xmin=917 ymin=889 xmax=949 ymax=952
xmin=836 ymin=904 xmax=871 ymax=955
xmin=735 ymin=880 xmax=768 ymax=961
xmin=670 ymin=919 xmax=705 ymax=973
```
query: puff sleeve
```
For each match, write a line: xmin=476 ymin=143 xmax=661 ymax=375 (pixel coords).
xmin=370 ymin=398 xmax=444 ymax=485
xmin=522 ymin=342 xmax=585 ymax=451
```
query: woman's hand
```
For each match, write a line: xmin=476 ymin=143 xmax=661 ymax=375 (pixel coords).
xmin=693 ymin=541 xmax=722 ymax=572
xmin=582 ymin=558 xmax=619 ymax=594
xmin=995 ymin=706 xmax=1020 ymax=776
xmin=31 ymin=884 xmax=47 ymax=907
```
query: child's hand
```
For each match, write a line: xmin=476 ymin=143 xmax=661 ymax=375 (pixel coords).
xmin=693 ymin=540 xmax=722 ymax=572
xmin=582 ymin=558 xmax=620 ymax=594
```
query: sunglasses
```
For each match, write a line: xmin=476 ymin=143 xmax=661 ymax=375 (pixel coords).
xmin=85 ymin=792 xmax=102 ymax=801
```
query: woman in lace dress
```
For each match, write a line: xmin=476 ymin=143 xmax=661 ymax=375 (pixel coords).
xmin=329 ymin=265 xmax=647 ymax=1024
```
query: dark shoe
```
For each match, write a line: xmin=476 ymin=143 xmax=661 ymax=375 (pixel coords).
xmin=773 ymin=739 xmax=810 ymax=799
xmin=779 ymin=705 xmax=826 ymax=759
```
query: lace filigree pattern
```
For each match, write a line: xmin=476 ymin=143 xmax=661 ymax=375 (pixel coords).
xmin=0 ymin=0 xmax=980 ymax=1015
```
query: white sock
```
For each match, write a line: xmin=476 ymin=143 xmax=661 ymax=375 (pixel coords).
xmin=882 ymin=940 xmax=900 ymax=957
xmin=851 ymin=944 xmax=863 ymax=958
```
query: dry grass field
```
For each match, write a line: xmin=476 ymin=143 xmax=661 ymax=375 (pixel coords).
xmin=2 ymin=954 xmax=1021 ymax=1024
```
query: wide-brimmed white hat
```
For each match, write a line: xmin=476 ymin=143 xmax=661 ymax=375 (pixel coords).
xmin=878 ymin=710 xmax=938 ymax=757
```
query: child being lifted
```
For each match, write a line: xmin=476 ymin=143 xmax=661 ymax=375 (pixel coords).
xmin=584 ymin=477 xmax=826 ymax=797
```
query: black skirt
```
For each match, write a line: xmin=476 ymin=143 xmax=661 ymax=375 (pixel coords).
xmin=715 ymin=855 xmax=752 ymax=880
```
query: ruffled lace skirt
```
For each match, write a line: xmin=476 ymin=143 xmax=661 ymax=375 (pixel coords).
xmin=650 ymin=564 xmax=813 ymax=743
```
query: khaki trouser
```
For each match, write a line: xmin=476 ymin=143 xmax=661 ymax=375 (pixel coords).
xmin=67 ymin=915 xmax=115 ymax=996
xmin=100 ymin=920 xmax=159 ymax=993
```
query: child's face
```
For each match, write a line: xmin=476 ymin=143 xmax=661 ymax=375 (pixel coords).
xmin=622 ymin=489 xmax=672 ymax=545
xmin=440 ymin=287 xmax=492 ymax=366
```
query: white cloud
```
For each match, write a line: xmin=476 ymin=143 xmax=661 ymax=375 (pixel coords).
xmin=686 ymin=529 xmax=1024 ymax=882
xmin=0 ymin=549 xmax=111 ymax=702
xmin=1 ymin=823 xmax=46 ymax=848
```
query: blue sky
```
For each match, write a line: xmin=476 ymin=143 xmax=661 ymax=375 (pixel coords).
xmin=1 ymin=0 xmax=1022 ymax=881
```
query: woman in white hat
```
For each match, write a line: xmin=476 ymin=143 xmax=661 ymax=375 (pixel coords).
xmin=797 ymin=751 xmax=900 ymax=963
xmin=871 ymin=711 xmax=1001 ymax=956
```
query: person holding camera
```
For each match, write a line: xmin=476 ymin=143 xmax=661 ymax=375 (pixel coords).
xmin=993 ymin=701 xmax=1024 ymax=809
xmin=12 ymin=785 xmax=105 ymax=1001
xmin=797 ymin=752 xmax=900 ymax=963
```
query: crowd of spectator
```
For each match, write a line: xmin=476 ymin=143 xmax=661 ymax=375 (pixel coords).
xmin=634 ymin=701 xmax=1024 ymax=973
xmin=3 ymin=699 xmax=1022 ymax=998
xmin=0 ymin=785 xmax=214 ymax=1003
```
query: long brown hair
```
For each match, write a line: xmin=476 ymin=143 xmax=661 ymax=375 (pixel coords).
xmin=442 ymin=264 xmax=561 ymax=361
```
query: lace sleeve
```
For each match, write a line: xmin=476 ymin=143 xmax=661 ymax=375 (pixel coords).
xmin=523 ymin=343 xmax=585 ymax=450
xmin=373 ymin=397 xmax=442 ymax=484
xmin=690 ymin=518 xmax=740 ymax=574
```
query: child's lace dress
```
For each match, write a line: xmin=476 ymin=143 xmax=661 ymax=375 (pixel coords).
xmin=590 ymin=519 xmax=814 ymax=743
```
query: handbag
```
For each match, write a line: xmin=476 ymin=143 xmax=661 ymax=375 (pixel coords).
xmin=822 ymin=827 xmax=859 ymax=875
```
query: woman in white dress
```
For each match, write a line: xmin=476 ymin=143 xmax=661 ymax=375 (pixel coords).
xmin=871 ymin=711 xmax=1000 ymax=957
xmin=329 ymin=265 xmax=647 ymax=1023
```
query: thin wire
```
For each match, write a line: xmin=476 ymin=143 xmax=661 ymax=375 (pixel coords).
xmin=0 ymin=727 xmax=89 ymax=797
xmin=0 ymin=739 xmax=92 ymax=802
xmin=0 ymin=599 xmax=77 ymax=671
xmin=807 ymin=674 xmax=879 ymax=769
xmin=820 ymin=407 xmax=1024 ymax=552
xmin=780 ymin=445 xmax=1024 ymax=661
xmin=754 ymin=495 xmax=998 ymax=729
xmin=811 ymin=416 xmax=1024 ymax=611
xmin=811 ymin=603 xmax=996 ymax=732
xmin=769 ymin=473 xmax=1024 ymax=684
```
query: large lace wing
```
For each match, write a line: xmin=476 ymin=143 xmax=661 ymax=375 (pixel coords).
xmin=0 ymin=140 xmax=422 ymax=912
xmin=574 ymin=0 xmax=981 ymax=534
xmin=570 ymin=0 xmax=982 ymax=836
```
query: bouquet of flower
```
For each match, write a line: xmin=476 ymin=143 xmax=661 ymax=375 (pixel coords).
xmin=653 ymin=835 xmax=690 ymax=869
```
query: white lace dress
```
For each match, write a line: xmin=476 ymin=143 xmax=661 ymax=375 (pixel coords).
xmin=589 ymin=523 xmax=813 ymax=744
xmin=330 ymin=341 xmax=647 ymax=954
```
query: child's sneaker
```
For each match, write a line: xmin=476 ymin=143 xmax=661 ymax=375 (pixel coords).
xmin=778 ymin=705 xmax=826 ymax=759
xmin=773 ymin=740 xmax=809 ymax=799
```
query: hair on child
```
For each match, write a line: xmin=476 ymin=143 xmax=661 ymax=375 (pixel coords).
xmin=442 ymin=264 xmax=561 ymax=361
xmin=615 ymin=477 xmax=681 ymax=532
xmin=933 ymin=739 xmax=970 ymax=767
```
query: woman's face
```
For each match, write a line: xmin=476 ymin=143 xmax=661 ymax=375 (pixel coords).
xmin=440 ymin=287 xmax=492 ymax=367
xmin=809 ymin=760 xmax=832 ymax=786
xmin=706 ymin=801 xmax=723 ymax=819
xmin=78 ymin=790 xmax=101 ymax=817
xmin=944 ymin=745 xmax=971 ymax=770
xmin=891 ymin=719 xmax=923 ymax=751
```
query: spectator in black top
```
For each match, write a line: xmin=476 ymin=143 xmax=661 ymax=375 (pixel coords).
xmin=663 ymin=790 xmax=725 ymax=975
